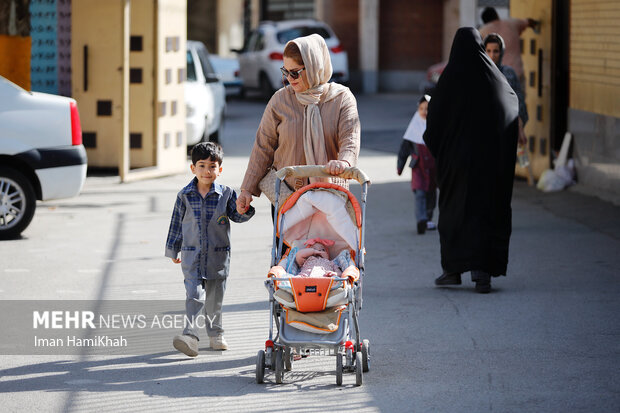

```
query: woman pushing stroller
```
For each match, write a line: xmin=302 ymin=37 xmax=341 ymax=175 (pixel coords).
xmin=236 ymin=33 xmax=360 ymax=215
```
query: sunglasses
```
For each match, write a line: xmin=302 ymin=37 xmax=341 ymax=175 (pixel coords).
xmin=280 ymin=66 xmax=305 ymax=80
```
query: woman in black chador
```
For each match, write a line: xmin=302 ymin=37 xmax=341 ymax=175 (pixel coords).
xmin=423 ymin=28 xmax=519 ymax=293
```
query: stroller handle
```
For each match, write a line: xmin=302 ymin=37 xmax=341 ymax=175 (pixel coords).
xmin=276 ymin=165 xmax=371 ymax=185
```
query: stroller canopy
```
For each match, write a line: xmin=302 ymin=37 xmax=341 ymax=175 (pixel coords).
xmin=277 ymin=182 xmax=362 ymax=258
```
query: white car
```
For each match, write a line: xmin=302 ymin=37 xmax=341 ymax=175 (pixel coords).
xmin=210 ymin=55 xmax=243 ymax=96
xmin=186 ymin=40 xmax=226 ymax=145
xmin=0 ymin=75 xmax=87 ymax=239
xmin=234 ymin=20 xmax=349 ymax=98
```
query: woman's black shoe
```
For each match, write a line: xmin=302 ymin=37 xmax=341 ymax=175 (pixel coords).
xmin=417 ymin=220 xmax=427 ymax=234
xmin=435 ymin=272 xmax=462 ymax=285
xmin=475 ymin=280 xmax=491 ymax=293
xmin=471 ymin=270 xmax=491 ymax=293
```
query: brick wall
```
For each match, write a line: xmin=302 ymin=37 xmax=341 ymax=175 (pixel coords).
xmin=379 ymin=0 xmax=443 ymax=71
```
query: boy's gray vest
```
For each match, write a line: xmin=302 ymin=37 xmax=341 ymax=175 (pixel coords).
xmin=180 ymin=187 xmax=233 ymax=280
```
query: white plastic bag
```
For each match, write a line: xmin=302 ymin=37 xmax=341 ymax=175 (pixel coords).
xmin=536 ymin=133 xmax=575 ymax=192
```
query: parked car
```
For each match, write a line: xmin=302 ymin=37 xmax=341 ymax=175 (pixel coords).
xmin=233 ymin=19 xmax=349 ymax=98
xmin=209 ymin=55 xmax=243 ymax=96
xmin=0 ymin=75 xmax=87 ymax=239
xmin=186 ymin=40 xmax=226 ymax=145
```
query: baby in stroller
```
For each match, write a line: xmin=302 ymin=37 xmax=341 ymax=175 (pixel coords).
xmin=279 ymin=237 xmax=353 ymax=278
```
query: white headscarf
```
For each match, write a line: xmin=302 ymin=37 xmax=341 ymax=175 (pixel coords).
xmin=288 ymin=34 xmax=348 ymax=181
xmin=402 ymin=111 xmax=426 ymax=145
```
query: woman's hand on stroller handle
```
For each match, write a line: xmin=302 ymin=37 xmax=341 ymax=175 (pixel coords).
xmin=276 ymin=165 xmax=371 ymax=185
xmin=325 ymin=160 xmax=349 ymax=176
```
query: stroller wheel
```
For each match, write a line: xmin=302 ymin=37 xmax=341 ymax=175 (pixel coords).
xmin=275 ymin=348 xmax=284 ymax=384
xmin=284 ymin=346 xmax=293 ymax=371
xmin=336 ymin=353 xmax=343 ymax=386
xmin=355 ymin=351 xmax=363 ymax=386
xmin=361 ymin=339 xmax=370 ymax=372
xmin=256 ymin=350 xmax=265 ymax=384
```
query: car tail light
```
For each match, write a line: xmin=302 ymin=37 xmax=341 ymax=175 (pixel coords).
xmin=234 ymin=69 xmax=240 ymax=77
xmin=330 ymin=45 xmax=343 ymax=53
xmin=70 ymin=101 xmax=82 ymax=146
xmin=269 ymin=52 xmax=283 ymax=60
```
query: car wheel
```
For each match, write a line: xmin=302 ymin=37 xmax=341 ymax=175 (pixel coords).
xmin=260 ymin=73 xmax=274 ymax=100
xmin=0 ymin=167 xmax=37 ymax=239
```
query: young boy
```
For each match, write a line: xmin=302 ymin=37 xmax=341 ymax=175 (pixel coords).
xmin=165 ymin=142 xmax=254 ymax=356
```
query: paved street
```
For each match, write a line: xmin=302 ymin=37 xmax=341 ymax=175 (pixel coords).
xmin=1 ymin=93 xmax=619 ymax=412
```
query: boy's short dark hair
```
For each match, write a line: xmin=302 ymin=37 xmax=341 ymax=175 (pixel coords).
xmin=481 ymin=7 xmax=499 ymax=24
xmin=191 ymin=142 xmax=224 ymax=165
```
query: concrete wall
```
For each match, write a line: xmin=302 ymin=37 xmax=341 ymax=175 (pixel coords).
xmin=154 ymin=0 xmax=187 ymax=175
xmin=569 ymin=109 xmax=620 ymax=204
xmin=72 ymin=0 xmax=186 ymax=178
xmin=72 ymin=0 xmax=126 ymax=168
xmin=129 ymin=0 xmax=155 ymax=168
xmin=216 ymin=0 xmax=244 ymax=56
xmin=567 ymin=0 xmax=620 ymax=201
xmin=511 ymin=0 xmax=553 ymax=179
xmin=443 ymin=0 xmax=478 ymax=61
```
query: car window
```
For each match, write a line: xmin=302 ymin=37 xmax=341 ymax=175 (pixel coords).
xmin=246 ymin=31 xmax=259 ymax=52
xmin=254 ymin=32 xmax=265 ymax=51
xmin=277 ymin=27 xmax=331 ymax=44
xmin=196 ymin=47 xmax=217 ymax=79
xmin=186 ymin=51 xmax=197 ymax=81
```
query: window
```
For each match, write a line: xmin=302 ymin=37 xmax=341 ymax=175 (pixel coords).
xmin=196 ymin=46 xmax=217 ymax=80
xmin=186 ymin=51 xmax=197 ymax=81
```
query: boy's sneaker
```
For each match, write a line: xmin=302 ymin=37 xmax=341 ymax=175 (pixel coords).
xmin=426 ymin=221 xmax=437 ymax=230
xmin=210 ymin=335 xmax=228 ymax=350
xmin=173 ymin=334 xmax=198 ymax=357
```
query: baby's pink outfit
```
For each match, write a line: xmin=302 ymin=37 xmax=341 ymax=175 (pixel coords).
xmin=298 ymin=256 xmax=341 ymax=277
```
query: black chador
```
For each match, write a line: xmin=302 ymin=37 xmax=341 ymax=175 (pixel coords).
xmin=423 ymin=27 xmax=519 ymax=277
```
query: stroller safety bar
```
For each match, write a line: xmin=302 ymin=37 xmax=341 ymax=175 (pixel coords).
xmin=267 ymin=276 xmax=353 ymax=284
xmin=276 ymin=165 xmax=371 ymax=186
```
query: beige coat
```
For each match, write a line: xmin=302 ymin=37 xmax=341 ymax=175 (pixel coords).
xmin=241 ymin=84 xmax=361 ymax=196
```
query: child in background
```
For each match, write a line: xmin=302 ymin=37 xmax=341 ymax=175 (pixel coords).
xmin=397 ymin=95 xmax=437 ymax=235
xmin=165 ymin=142 xmax=255 ymax=356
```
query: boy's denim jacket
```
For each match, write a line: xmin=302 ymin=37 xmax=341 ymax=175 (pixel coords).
xmin=165 ymin=179 xmax=254 ymax=280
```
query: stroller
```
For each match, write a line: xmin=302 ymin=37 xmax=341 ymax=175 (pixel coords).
xmin=255 ymin=165 xmax=371 ymax=386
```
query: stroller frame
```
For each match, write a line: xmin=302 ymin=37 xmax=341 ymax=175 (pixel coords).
xmin=255 ymin=165 xmax=371 ymax=386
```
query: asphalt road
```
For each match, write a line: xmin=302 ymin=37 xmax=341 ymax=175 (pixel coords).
xmin=0 ymin=93 xmax=619 ymax=412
